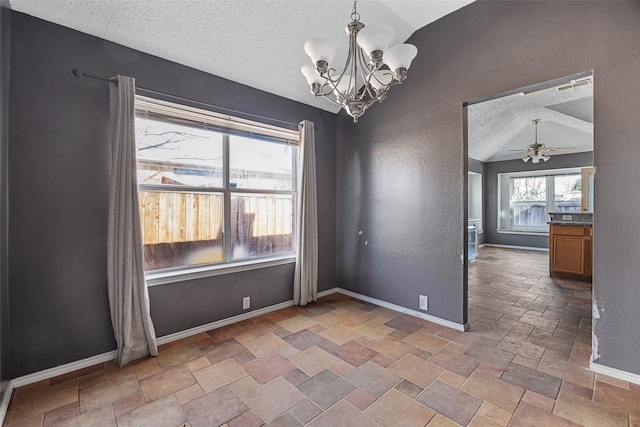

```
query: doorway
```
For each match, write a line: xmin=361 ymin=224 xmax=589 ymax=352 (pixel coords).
xmin=463 ymin=72 xmax=594 ymax=358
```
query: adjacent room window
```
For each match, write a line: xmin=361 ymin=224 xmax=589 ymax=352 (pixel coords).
xmin=498 ymin=168 xmax=582 ymax=232
xmin=134 ymin=96 xmax=298 ymax=272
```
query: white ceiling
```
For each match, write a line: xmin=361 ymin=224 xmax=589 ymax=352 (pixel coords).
xmin=468 ymin=80 xmax=594 ymax=163
xmin=9 ymin=0 xmax=473 ymax=114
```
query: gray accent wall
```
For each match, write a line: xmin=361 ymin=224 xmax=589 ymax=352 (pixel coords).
xmin=484 ymin=151 xmax=593 ymax=249
xmin=8 ymin=12 xmax=336 ymax=377
xmin=336 ymin=0 xmax=640 ymax=375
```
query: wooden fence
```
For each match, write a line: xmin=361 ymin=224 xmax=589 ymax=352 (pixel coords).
xmin=139 ymin=191 xmax=223 ymax=244
xmin=139 ymin=191 xmax=294 ymax=270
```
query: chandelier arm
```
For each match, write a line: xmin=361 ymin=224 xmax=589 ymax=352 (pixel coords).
xmin=314 ymin=92 xmax=342 ymax=107
xmin=358 ymin=50 xmax=383 ymax=102
xmin=320 ymin=67 xmax=342 ymax=93
xmin=349 ymin=28 xmax=358 ymax=102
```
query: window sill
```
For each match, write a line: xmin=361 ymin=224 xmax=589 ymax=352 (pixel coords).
xmin=146 ymin=255 xmax=296 ymax=287
xmin=496 ymin=229 xmax=549 ymax=237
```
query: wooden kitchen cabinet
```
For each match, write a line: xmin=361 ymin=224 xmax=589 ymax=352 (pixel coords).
xmin=549 ymin=224 xmax=592 ymax=279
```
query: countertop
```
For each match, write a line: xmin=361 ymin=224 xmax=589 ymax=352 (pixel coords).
xmin=547 ymin=221 xmax=593 ymax=226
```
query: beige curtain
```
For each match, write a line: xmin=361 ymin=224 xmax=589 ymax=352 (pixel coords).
xmin=293 ymin=120 xmax=318 ymax=305
xmin=108 ymin=76 xmax=158 ymax=366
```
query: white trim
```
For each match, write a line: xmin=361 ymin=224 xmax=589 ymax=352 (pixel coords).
xmin=327 ymin=288 xmax=468 ymax=332
xmin=590 ymin=361 xmax=640 ymax=386
xmin=496 ymin=229 xmax=549 ymax=237
xmin=11 ymin=351 xmax=118 ymax=388
xmin=483 ymin=243 xmax=549 ymax=252
xmin=146 ymin=256 xmax=296 ymax=286
xmin=156 ymin=300 xmax=294 ymax=345
xmin=136 ymin=95 xmax=299 ymax=142
xmin=0 ymin=382 xmax=14 ymax=425
xmin=7 ymin=299 xmax=296 ymax=392
xmin=317 ymin=288 xmax=340 ymax=298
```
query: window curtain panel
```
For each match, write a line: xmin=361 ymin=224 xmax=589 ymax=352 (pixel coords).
xmin=293 ymin=120 xmax=318 ymax=306
xmin=108 ymin=76 xmax=158 ymax=366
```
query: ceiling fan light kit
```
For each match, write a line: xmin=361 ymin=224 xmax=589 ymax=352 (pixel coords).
xmin=520 ymin=118 xmax=572 ymax=164
xmin=301 ymin=0 xmax=417 ymax=122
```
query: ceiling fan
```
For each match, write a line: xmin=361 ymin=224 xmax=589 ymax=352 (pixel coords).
xmin=512 ymin=119 xmax=574 ymax=163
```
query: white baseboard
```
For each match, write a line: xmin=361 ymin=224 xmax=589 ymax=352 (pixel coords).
xmin=0 ymin=382 xmax=14 ymax=425
xmin=9 ymin=299 xmax=296 ymax=391
xmin=482 ymin=243 xmax=549 ymax=252
xmin=11 ymin=350 xmax=119 ymax=388
xmin=156 ymin=299 xmax=294 ymax=345
xmin=317 ymin=287 xmax=340 ymax=298
xmin=590 ymin=361 xmax=640 ymax=386
xmin=322 ymin=288 xmax=468 ymax=332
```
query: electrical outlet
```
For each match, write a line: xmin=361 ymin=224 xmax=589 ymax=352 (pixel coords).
xmin=419 ymin=295 xmax=428 ymax=311
xmin=243 ymin=296 xmax=250 ymax=310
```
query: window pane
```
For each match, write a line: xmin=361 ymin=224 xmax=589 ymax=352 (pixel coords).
xmin=554 ymin=175 xmax=582 ymax=213
xmin=135 ymin=116 xmax=224 ymax=188
xmin=231 ymin=193 xmax=295 ymax=259
xmin=512 ymin=177 xmax=547 ymax=227
xmin=139 ymin=191 xmax=223 ymax=270
xmin=513 ymin=202 xmax=547 ymax=226
xmin=513 ymin=177 xmax=546 ymax=202
xmin=229 ymin=135 xmax=295 ymax=190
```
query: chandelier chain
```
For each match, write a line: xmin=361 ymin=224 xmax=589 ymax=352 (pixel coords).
xmin=351 ymin=0 xmax=360 ymax=22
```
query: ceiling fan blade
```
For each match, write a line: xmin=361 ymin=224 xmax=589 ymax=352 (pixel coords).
xmin=543 ymin=147 xmax=575 ymax=152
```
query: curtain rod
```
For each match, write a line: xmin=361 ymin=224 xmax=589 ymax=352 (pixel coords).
xmin=72 ymin=68 xmax=300 ymax=129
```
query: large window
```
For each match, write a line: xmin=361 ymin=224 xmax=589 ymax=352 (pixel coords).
xmin=498 ymin=168 xmax=582 ymax=232
xmin=135 ymin=97 xmax=298 ymax=272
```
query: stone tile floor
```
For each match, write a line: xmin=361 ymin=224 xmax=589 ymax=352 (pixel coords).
xmin=5 ymin=247 xmax=640 ymax=426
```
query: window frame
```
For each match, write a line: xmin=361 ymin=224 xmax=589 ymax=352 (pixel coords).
xmin=497 ymin=167 xmax=584 ymax=234
xmin=134 ymin=96 xmax=300 ymax=284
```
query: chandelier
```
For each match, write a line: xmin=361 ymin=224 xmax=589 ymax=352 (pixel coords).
xmin=301 ymin=0 xmax=418 ymax=122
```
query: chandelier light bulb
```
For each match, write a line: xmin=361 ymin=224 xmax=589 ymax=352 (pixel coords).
xmin=369 ymin=70 xmax=393 ymax=92
xmin=301 ymin=63 xmax=324 ymax=85
xmin=384 ymin=44 xmax=418 ymax=72
xmin=356 ymin=23 xmax=395 ymax=58
xmin=304 ymin=36 xmax=340 ymax=68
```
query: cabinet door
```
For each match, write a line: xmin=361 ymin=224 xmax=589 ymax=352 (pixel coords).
xmin=551 ymin=236 xmax=585 ymax=274
xmin=584 ymin=237 xmax=592 ymax=277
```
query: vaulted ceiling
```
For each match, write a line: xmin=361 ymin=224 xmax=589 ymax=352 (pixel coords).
xmin=468 ymin=79 xmax=593 ymax=163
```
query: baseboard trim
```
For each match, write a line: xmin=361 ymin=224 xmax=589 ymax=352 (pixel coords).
xmin=156 ymin=299 xmax=295 ymax=346
xmin=483 ymin=243 xmax=549 ymax=252
xmin=11 ymin=350 xmax=119 ymax=388
xmin=317 ymin=287 xmax=340 ymax=298
xmin=590 ymin=361 xmax=640 ymax=386
xmin=9 ymin=299 xmax=296 ymax=391
xmin=0 ymin=382 xmax=14 ymax=426
xmin=325 ymin=288 xmax=468 ymax=332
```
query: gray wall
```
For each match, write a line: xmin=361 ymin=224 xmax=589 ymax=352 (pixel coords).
xmin=0 ymin=0 xmax=9 ymax=400
xmin=8 ymin=12 xmax=336 ymax=377
xmin=484 ymin=151 xmax=593 ymax=249
xmin=336 ymin=0 xmax=640 ymax=375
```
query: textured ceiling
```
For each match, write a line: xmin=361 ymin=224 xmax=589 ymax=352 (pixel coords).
xmin=468 ymin=81 xmax=593 ymax=163
xmin=9 ymin=0 xmax=473 ymax=113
